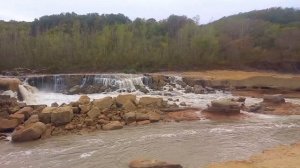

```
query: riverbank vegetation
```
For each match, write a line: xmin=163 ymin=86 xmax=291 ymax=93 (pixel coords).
xmin=0 ymin=8 xmax=300 ymax=73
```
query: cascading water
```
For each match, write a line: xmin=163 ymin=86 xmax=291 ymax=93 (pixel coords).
xmin=26 ymin=74 xmax=151 ymax=93
xmin=18 ymin=84 xmax=38 ymax=105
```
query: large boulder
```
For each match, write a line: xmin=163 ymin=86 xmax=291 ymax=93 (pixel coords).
xmin=78 ymin=95 xmax=90 ymax=105
xmin=93 ymin=97 xmax=114 ymax=109
xmin=205 ymin=99 xmax=241 ymax=114
xmin=11 ymin=122 xmax=46 ymax=142
xmin=0 ymin=78 xmax=21 ymax=92
xmin=0 ymin=118 xmax=19 ymax=132
xmin=51 ymin=106 xmax=74 ymax=126
xmin=116 ymin=94 xmax=137 ymax=110
xmin=263 ymin=94 xmax=285 ymax=104
xmin=129 ymin=159 xmax=182 ymax=168
xmin=39 ymin=107 xmax=56 ymax=124
xmin=139 ymin=97 xmax=164 ymax=107
xmin=102 ymin=121 xmax=123 ymax=130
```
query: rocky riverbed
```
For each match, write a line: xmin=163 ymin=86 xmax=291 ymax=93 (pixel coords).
xmin=1 ymin=71 xmax=300 ymax=167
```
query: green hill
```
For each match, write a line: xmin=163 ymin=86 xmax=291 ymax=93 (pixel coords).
xmin=0 ymin=8 xmax=299 ymax=73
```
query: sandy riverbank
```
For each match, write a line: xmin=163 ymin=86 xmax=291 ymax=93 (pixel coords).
xmin=207 ymin=142 xmax=300 ymax=168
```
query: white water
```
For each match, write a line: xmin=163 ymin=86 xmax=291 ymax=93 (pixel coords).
xmin=18 ymin=82 xmax=262 ymax=109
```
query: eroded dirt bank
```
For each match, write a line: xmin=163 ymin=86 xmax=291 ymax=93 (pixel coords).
xmin=207 ymin=142 xmax=300 ymax=168
xmin=154 ymin=70 xmax=300 ymax=98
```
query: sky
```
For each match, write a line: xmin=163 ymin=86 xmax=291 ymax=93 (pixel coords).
xmin=0 ymin=0 xmax=299 ymax=23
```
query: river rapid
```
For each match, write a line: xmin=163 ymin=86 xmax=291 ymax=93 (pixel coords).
xmin=1 ymin=73 xmax=300 ymax=168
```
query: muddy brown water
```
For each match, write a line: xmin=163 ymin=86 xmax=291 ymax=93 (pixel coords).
xmin=1 ymin=115 xmax=300 ymax=168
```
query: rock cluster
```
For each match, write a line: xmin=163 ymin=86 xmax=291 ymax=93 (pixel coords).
xmin=1 ymin=94 xmax=185 ymax=143
xmin=0 ymin=95 xmax=48 ymax=142
xmin=247 ymin=94 xmax=300 ymax=115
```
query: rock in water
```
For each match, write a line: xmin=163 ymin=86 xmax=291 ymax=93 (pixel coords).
xmin=68 ymin=85 xmax=81 ymax=94
xmin=205 ymin=99 xmax=241 ymax=114
xmin=102 ymin=121 xmax=123 ymax=130
xmin=193 ymin=85 xmax=205 ymax=94
xmin=0 ymin=118 xmax=19 ymax=132
xmin=11 ymin=122 xmax=46 ymax=142
xmin=129 ymin=159 xmax=183 ymax=168
xmin=263 ymin=94 xmax=285 ymax=104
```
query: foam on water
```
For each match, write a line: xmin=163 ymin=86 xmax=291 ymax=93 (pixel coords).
xmin=80 ymin=151 xmax=96 ymax=158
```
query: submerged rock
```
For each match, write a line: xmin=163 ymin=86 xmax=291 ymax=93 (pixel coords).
xmin=129 ymin=159 xmax=183 ymax=168
xmin=263 ymin=94 xmax=285 ymax=104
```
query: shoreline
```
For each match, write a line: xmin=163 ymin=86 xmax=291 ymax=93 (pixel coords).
xmin=207 ymin=141 xmax=300 ymax=168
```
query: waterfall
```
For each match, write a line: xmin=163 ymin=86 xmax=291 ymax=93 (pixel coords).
xmin=92 ymin=74 xmax=145 ymax=92
xmin=53 ymin=75 xmax=65 ymax=92
xmin=26 ymin=74 xmax=149 ymax=93
xmin=18 ymin=84 xmax=38 ymax=105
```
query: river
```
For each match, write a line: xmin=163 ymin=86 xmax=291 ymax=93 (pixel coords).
xmin=1 ymin=74 xmax=300 ymax=168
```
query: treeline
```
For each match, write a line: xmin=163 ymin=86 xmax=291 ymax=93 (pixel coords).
xmin=0 ymin=8 xmax=300 ymax=73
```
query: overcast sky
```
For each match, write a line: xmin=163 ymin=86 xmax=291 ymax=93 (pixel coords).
xmin=0 ymin=0 xmax=299 ymax=23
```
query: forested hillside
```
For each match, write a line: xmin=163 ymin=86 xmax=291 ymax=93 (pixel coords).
xmin=0 ymin=8 xmax=300 ymax=73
